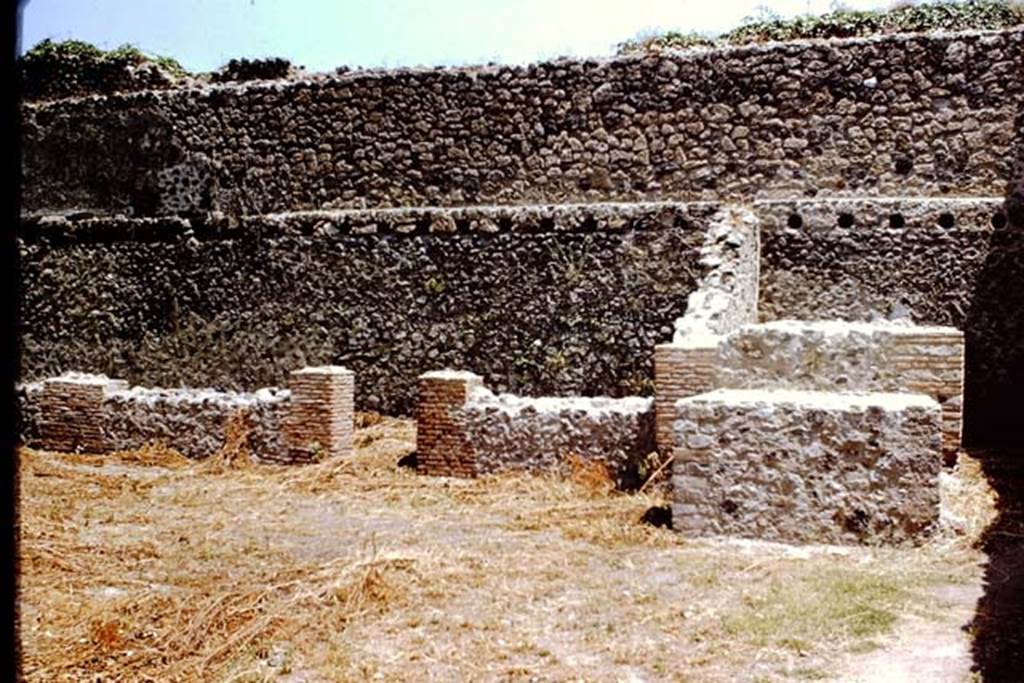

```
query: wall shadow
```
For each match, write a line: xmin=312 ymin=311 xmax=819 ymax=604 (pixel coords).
xmin=967 ymin=448 xmax=1024 ymax=680
xmin=966 ymin=98 xmax=1024 ymax=680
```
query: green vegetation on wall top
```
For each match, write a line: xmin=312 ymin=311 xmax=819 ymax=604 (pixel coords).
xmin=19 ymin=38 xmax=188 ymax=100
xmin=617 ymin=0 xmax=1024 ymax=54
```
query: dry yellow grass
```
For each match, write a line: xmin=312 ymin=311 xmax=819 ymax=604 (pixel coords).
xmin=17 ymin=417 xmax=991 ymax=682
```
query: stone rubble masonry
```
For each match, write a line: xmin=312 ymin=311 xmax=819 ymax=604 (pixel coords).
xmin=462 ymin=388 xmax=655 ymax=487
xmin=672 ymin=389 xmax=942 ymax=545
xmin=17 ymin=367 xmax=355 ymax=464
xmin=18 ymin=201 xmax=710 ymax=417
xmin=654 ymin=207 xmax=760 ymax=455
xmin=715 ymin=320 xmax=965 ymax=456
xmin=20 ymin=29 xmax=1023 ymax=215
xmin=282 ymin=366 xmax=355 ymax=463
xmin=101 ymin=385 xmax=289 ymax=460
xmin=415 ymin=370 xmax=483 ymax=477
xmin=415 ymin=370 xmax=655 ymax=483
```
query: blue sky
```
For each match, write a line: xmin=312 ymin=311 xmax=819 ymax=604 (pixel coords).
xmin=21 ymin=0 xmax=892 ymax=72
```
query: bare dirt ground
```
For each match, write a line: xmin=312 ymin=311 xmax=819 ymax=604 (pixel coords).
xmin=16 ymin=416 xmax=1014 ymax=682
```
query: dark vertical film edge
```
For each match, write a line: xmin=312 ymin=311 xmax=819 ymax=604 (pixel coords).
xmin=6 ymin=2 xmax=24 ymax=679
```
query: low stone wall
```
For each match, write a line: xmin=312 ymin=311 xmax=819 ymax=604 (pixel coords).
xmin=16 ymin=366 xmax=354 ymax=463
xmin=415 ymin=370 xmax=654 ymax=485
xmin=101 ymin=385 xmax=288 ymax=460
xmin=672 ymin=389 xmax=942 ymax=545
xmin=716 ymin=320 xmax=964 ymax=456
xmin=654 ymin=207 xmax=760 ymax=454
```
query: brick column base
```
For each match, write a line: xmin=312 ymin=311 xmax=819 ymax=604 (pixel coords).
xmin=37 ymin=373 xmax=121 ymax=453
xmin=653 ymin=343 xmax=717 ymax=457
xmin=283 ymin=366 xmax=355 ymax=462
xmin=416 ymin=370 xmax=482 ymax=477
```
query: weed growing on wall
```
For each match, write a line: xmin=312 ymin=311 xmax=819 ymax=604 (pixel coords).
xmin=617 ymin=0 xmax=1024 ymax=53
xmin=19 ymin=39 xmax=188 ymax=100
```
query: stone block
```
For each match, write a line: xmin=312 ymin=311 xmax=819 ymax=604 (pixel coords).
xmin=672 ymin=389 xmax=942 ymax=545
xmin=716 ymin=320 xmax=965 ymax=455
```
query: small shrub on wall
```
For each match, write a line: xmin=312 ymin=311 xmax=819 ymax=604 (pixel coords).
xmin=19 ymin=39 xmax=187 ymax=100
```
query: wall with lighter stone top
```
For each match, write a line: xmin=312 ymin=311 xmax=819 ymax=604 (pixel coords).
xmin=462 ymin=388 xmax=654 ymax=487
xmin=415 ymin=370 xmax=655 ymax=484
xmin=672 ymin=389 xmax=942 ymax=545
xmin=715 ymin=320 xmax=964 ymax=456
xmin=17 ymin=367 xmax=353 ymax=463
xmin=101 ymin=385 xmax=288 ymax=459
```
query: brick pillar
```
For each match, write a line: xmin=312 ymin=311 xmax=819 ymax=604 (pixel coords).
xmin=653 ymin=343 xmax=717 ymax=456
xmin=416 ymin=370 xmax=482 ymax=477
xmin=888 ymin=328 xmax=965 ymax=460
xmin=283 ymin=366 xmax=354 ymax=462
xmin=37 ymin=373 xmax=114 ymax=453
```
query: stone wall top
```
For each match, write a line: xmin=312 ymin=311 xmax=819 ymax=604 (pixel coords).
xmin=467 ymin=386 xmax=653 ymax=416
xmin=21 ymin=27 xmax=1023 ymax=110
xmin=18 ymin=201 xmax=711 ymax=244
xmin=679 ymin=387 xmax=940 ymax=412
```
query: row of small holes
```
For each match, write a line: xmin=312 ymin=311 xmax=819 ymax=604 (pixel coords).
xmin=786 ymin=212 xmax=1008 ymax=230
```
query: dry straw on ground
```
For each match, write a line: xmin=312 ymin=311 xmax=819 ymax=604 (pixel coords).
xmin=18 ymin=416 xmax=992 ymax=681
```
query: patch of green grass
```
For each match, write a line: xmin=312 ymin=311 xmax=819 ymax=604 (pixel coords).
xmin=721 ymin=566 xmax=917 ymax=650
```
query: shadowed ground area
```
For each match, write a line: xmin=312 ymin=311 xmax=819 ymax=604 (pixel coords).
xmin=16 ymin=416 xmax=1004 ymax=681
xmin=968 ymin=448 xmax=1024 ymax=681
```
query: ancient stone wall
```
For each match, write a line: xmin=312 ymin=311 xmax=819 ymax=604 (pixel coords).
xmin=672 ymin=389 xmax=942 ymax=545
xmin=101 ymin=385 xmax=288 ymax=460
xmin=414 ymin=370 xmax=654 ymax=483
xmin=21 ymin=30 xmax=1022 ymax=216
xmin=716 ymin=320 xmax=964 ymax=456
xmin=757 ymin=197 xmax=1023 ymax=445
xmin=17 ymin=367 xmax=353 ymax=463
xmin=463 ymin=389 xmax=654 ymax=486
xmin=18 ymin=203 xmax=708 ymax=414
